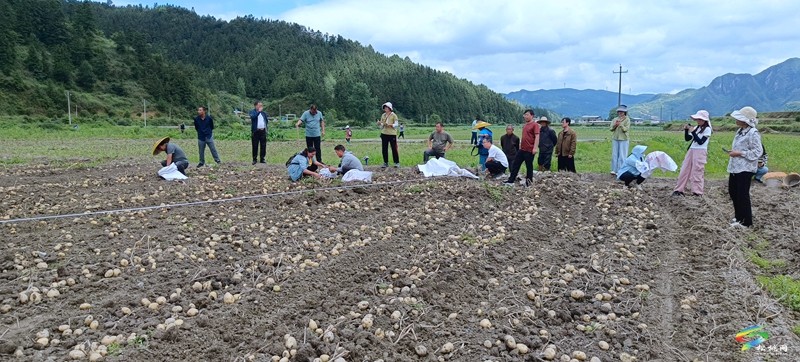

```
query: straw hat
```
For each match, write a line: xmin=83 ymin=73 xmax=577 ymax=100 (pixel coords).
xmin=152 ymin=137 xmax=170 ymax=155
xmin=537 ymin=116 xmax=550 ymax=124
xmin=472 ymin=121 xmax=492 ymax=129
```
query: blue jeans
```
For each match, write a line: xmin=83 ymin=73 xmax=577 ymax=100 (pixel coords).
xmin=754 ymin=166 xmax=768 ymax=181
xmin=479 ymin=153 xmax=488 ymax=171
xmin=611 ymin=140 xmax=629 ymax=173
xmin=198 ymin=137 xmax=221 ymax=164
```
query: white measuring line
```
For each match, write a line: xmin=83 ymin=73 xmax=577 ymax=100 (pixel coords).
xmin=0 ymin=178 xmax=433 ymax=225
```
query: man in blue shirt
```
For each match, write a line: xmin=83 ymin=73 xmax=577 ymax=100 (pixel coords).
xmin=193 ymin=106 xmax=221 ymax=167
xmin=249 ymin=101 xmax=268 ymax=165
xmin=296 ymin=104 xmax=325 ymax=163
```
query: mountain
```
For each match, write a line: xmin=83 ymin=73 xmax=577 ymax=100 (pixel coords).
xmin=504 ymin=58 xmax=800 ymax=121
xmin=504 ymin=88 xmax=656 ymax=118
xmin=0 ymin=1 xmax=520 ymax=125
xmin=631 ymin=58 xmax=800 ymax=119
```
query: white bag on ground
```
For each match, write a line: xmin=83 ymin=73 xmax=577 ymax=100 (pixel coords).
xmin=158 ymin=163 xmax=187 ymax=181
xmin=640 ymin=151 xmax=678 ymax=178
xmin=342 ymin=169 xmax=373 ymax=183
xmin=417 ymin=158 xmax=479 ymax=179
xmin=319 ymin=168 xmax=337 ymax=179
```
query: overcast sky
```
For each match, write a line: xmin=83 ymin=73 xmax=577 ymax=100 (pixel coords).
xmin=109 ymin=0 xmax=800 ymax=95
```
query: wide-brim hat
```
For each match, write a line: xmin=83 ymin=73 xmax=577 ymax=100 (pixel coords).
xmin=473 ymin=121 xmax=492 ymax=129
xmin=537 ymin=116 xmax=550 ymax=124
xmin=689 ymin=110 xmax=710 ymax=122
xmin=345 ymin=125 xmax=350 ymax=128
xmin=731 ymin=106 xmax=758 ymax=128
xmin=616 ymin=105 xmax=628 ymax=112
xmin=382 ymin=102 xmax=393 ymax=111
xmin=152 ymin=137 xmax=169 ymax=155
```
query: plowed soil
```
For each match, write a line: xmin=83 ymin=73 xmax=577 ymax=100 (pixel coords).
xmin=1 ymin=161 xmax=799 ymax=362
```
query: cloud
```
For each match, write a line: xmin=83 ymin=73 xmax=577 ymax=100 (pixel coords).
xmin=275 ymin=0 xmax=800 ymax=94
xmin=105 ymin=0 xmax=800 ymax=95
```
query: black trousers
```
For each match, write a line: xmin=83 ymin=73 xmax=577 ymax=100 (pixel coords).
xmin=485 ymin=160 xmax=507 ymax=176
xmin=558 ymin=155 xmax=576 ymax=172
xmin=305 ymin=136 xmax=322 ymax=163
xmin=252 ymin=129 xmax=267 ymax=162
xmin=380 ymin=134 xmax=400 ymax=164
xmin=619 ymin=172 xmax=645 ymax=186
xmin=729 ymin=172 xmax=754 ymax=226
xmin=470 ymin=132 xmax=477 ymax=145
xmin=537 ymin=151 xmax=553 ymax=171
xmin=399 ymin=131 xmax=405 ymax=139
xmin=506 ymin=150 xmax=534 ymax=184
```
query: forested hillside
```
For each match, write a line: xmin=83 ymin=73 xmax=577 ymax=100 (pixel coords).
xmin=0 ymin=0 xmax=523 ymax=125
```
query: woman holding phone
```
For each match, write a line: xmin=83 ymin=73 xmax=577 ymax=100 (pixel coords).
xmin=726 ymin=106 xmax=762 ymax=228
xmin=673 ymin=110 xmax=712 ymax=196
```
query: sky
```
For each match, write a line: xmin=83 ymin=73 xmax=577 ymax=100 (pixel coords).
xmin=107 ymin=0 xmax=800 ymax=95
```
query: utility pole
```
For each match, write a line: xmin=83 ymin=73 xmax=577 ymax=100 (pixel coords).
xmin=660 ymin=106 xmax=663 ymax=122
xmin=143 ymin=99 xmax=147 ymax=127
xmin=613 ymin=64 xmax=628 ymax=107
xmin=65 ymin=91 xmax=72 ymax=126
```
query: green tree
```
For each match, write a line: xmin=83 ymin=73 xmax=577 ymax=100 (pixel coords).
xmin=76 ymin=60 xmax=96 ymax=90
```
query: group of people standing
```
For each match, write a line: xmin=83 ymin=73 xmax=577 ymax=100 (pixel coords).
xmin=609 ymin=104 xmax=764 ymax=228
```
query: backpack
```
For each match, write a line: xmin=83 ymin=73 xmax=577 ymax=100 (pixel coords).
xmin=285 ymin=153 xmax=300 ymax=166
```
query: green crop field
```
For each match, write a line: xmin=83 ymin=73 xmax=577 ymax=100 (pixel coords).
xmin=1 ymin=121 xmax=798 ymax=179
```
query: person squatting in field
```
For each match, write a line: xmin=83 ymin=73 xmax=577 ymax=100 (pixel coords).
xmin=617 ymin=145 xmax=648 ymax=189
xmin=483 ymin=138 xmax=509 ymax=179
xmin=673 ymin=110 xmax=712 ymax=196
xmin=287 ymin=147 xmax=327 ymax=181
xmin=152 ymin=137 xmax=189 ymax=175
xmin=328 ymin=144 xmax=364 ymax=175
xmin=424 ymin=122 xmax=455 ymax=163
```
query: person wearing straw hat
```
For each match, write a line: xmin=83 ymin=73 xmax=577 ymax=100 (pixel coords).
xmin=345 ymin=125 xmax=352 ymax=144
xmin=152 ymin=137 xmax=189 ymax=175
xmin=753 ymin=145 xmax=768 ymax=183
xmin=609 ymin=105 xmax=631 ymax=176
xmin=537 ymin=116 xmax=558 ymax=171
xmin=672 ymin=110 xmax=712 ymax=196
xmin=377 ymin=101 xmax=401 ymax=168
xmin=473 ymin=119 xmax=493 ymax=171
xmin=727 ymin=106 xmax=762 ymax=228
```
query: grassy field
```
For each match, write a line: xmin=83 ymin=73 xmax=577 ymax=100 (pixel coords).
xmin=1 ymin=123 xmax=798 ymax=179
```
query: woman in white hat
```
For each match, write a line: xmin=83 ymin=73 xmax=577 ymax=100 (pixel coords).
xmin=726 ymin=106 xmax=762 ymax=228
xmin=673 ymin=110 xmax=712 ymax=196
xmin=377 ymin=102 xmax=400 ymax=168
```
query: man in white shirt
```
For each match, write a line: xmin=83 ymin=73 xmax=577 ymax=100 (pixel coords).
xmin=249 ymin=101 xmax=269 ymax=164
xmin=482 ymin=138 xmax=508 ymax=179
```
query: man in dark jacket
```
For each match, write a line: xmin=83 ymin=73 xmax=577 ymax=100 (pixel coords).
xmin=500 ymin=124 xmax=520 ymax=167
xmin=537 ymin=116 xmax=558 ymax=171
xmin=193 ymin=106 xmax=221 ymax=167
xmin=249 ymin=101 xmax=269 ymax=165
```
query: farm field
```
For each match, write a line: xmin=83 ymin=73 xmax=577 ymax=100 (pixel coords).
xmin=2 ymin=125 xmax=799 ymax=178
xmin=1 ymin=156 xmax=800 ymax=361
